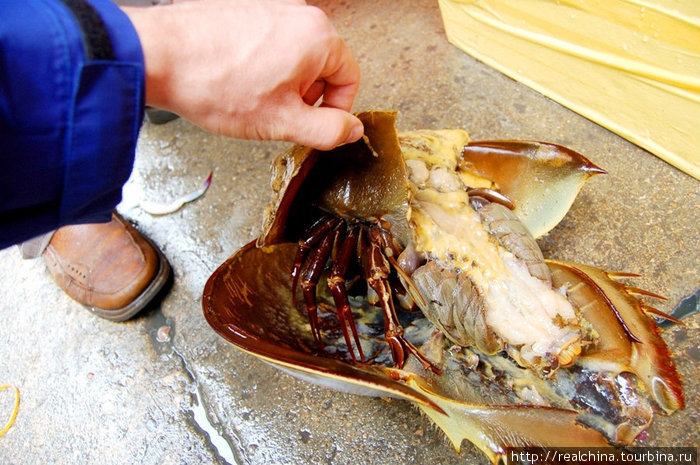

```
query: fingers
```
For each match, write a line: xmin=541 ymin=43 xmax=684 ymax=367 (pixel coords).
xmin=295 ymin=36 xmax=361 ymax=148
xmin=303 ymin=79 xmax=326 ymax=106
xmin=280 ymin=104 xmax=363 ymax=151
xmin=318 ymin=40 xmax=360 ymax=112
xmin=295 ymin=35 xmax=361 ymax=148
xmin=321 ymin=79 xmax=360 ymax=113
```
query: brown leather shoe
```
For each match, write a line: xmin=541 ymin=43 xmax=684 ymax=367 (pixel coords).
xmin=43 ymin=212 xmax=171 ymax=321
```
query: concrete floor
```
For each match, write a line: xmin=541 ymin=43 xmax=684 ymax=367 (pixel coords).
xmin=1 ymin=1 xmax=698 ymax=464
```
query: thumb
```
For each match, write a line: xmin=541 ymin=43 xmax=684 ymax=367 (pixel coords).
xmin=281 ymin=105 xmax=364 ymax=151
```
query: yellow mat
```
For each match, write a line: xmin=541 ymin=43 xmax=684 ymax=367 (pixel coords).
xmin=438 ymin=0 xmax=700 ymax=180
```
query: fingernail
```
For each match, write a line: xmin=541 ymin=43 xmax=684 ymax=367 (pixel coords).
xmin=344 ymin=123 xmax=364 ymax=145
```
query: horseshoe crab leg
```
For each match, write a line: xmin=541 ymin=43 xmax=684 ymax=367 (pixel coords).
xmin=327 ymin=225 xmax=366 ymax=363
xmin=291 ymin=215 xmax=342 ymax=306
xmin=299 ymin=226 xmax=338 ymax=347
xmin=361 ymin=227 xmax=440 ymax=374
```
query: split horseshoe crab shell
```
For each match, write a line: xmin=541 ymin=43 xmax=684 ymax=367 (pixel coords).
xmin=202 ymin=111 xmax=684 ymax=463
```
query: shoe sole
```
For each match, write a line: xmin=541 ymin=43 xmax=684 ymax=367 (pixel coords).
xmin=86 ymin=235 xmax=172 ymax=322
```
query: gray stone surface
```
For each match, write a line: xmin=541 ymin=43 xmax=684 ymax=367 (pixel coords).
xmin=1 ymin=1 xmax=698 ymax=464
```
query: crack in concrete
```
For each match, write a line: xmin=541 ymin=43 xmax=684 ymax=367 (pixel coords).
xmin=174 ymin=345 xmax=244 ymax=465
xmin=148 ymin=309 xmax=246 ymax=465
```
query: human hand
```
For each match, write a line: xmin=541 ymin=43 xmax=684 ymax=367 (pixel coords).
xmin=124 ymin=0 xmax=362 ymax=150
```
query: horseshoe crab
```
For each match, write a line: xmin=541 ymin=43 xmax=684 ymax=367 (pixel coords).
xmin=203 ymin=111 xmax=684 ymax=463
